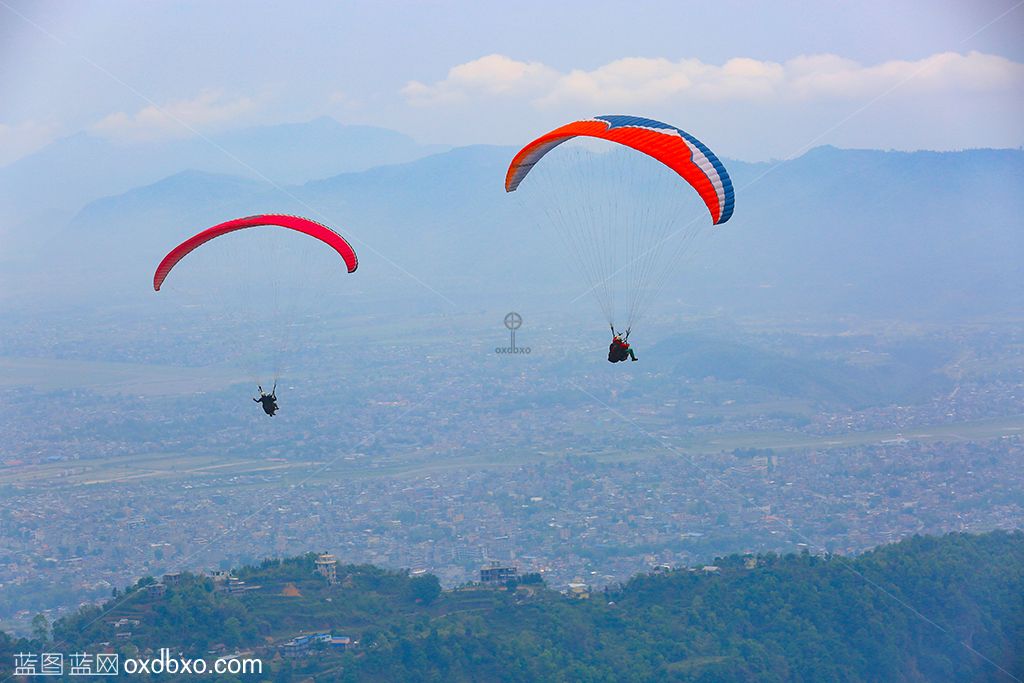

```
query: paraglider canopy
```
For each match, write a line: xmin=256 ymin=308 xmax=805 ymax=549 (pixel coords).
xmin=153 ymin=214 xmax=358 ymax=291
xmin=505 ymin=115 xmax=734 ymax=333
xmin=506 ymin=115 xmax=734 ymax=225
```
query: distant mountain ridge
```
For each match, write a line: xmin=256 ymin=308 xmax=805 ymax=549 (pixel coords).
xmin=0 ymin=116 xmax=445 ymax=231
xmin=4 ymin=138 xmax=1021 ymax=323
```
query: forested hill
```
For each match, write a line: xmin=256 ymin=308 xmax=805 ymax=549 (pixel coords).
xmin=4 ymin=531 xmax=1022 ymax=682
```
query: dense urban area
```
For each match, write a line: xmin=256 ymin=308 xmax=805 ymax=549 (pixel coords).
xmin=1 ymin=311 xmax=1021 ymax=635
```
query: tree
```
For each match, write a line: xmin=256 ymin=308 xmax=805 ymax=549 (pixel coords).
xmin=31 ymin=614 xmax=49 ymax=643
xmin=409 ymin=575 xmax=441 ymax=605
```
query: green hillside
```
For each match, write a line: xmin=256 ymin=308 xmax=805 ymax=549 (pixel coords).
xmin=3 ymin=531 xmax=1021 ymax=682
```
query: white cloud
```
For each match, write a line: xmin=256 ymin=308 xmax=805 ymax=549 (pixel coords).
xmin=403 ymin=51 xmax=1024 ymax=109
xmin=0 ymin=120 xmax=59 ymax=167
xmin=403 ymin=54 xmax=560 ymax=106
xmin=537 ymin=57 xmax=788 ymax=107
xmin=91 ymin=89 xmax=259 ymax=142
xmin=786 ymin=51 xmax=1024 ymax=99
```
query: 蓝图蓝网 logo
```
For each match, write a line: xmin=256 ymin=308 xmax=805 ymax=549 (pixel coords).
xmin=13 ymin=651 xmax=118 ymax=676
xmin=12 ymin=649 xmax=262 ymax=676
xmin=496 ymin=311 xmax=531 ymax=355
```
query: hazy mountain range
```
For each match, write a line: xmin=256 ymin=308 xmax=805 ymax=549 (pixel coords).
xmin=2 ymin=117 xmax=1021 ymax=323
xmin=0 ymin=117 xmax=443 ymax=236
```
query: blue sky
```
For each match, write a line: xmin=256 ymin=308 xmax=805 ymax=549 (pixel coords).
xmin=2 ymin=0 xmax=1022 ymax=163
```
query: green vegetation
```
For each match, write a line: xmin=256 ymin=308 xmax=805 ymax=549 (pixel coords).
xmin=2 ymin=532 xmax=1021 ymax=682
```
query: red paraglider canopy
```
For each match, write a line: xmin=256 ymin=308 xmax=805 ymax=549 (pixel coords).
xmin=153 ymin=214 xmax=358 ymax=291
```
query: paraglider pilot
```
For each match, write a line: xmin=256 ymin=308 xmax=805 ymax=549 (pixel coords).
xmin=608 ymin=327 xmax=637 ymax=363
xmin=254 ymin=384 xmax=278 ymax=416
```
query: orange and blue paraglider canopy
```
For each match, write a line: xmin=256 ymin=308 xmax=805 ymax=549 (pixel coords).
xmin=506 ymin=115 xmax=734 ymax=225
